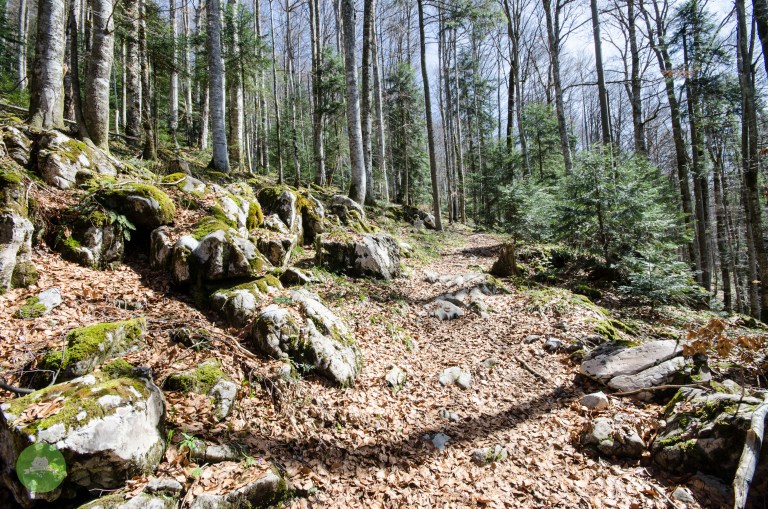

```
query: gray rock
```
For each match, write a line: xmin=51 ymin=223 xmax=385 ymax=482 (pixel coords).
xmin=95 ymin=183 xmax=175 ymax=229
xmin=210 ymin=380 xmax=238 ymax=421
xmin=671 ymin=487 xmax=695 ymax=505
xmin=580 ymin=340 xmax=682 ymax=383
xmin=607 ymin=356 xmax=686 ymax=398
xmin=439 ymin=409 xmax=460 ymax=422
xmin=262 ymin=214 xmax=291 ymax=234
xmin=190 ymin=443 xmax=241 ymax=464
xmin=180 ymin=175 xmax=206 ymax=195
xmin=209 ymin=279 xmax=278 ymax=328
xmin=191 ymin=230 xmax=273 ymax=282
xmin=652 ymin=388 xmax=765 ymax=478
xmin=430 ymin=299 xmax=465 ymax=321
xmin=258 ymin=187 xmax=302 ymax=239
xmin=150 ymin=226 xmax=173 ymax=270
xmin=59 ymin=221 xmax=124 ymax=270
xmin=580 ymin=392 xmax=610 ymax=410
xmin=581 ymin=417 xmax=645 ymax=459
xmin=315 ymin=233 xmax=401 ymax=280
xmin=386 ymin=365 xmax=406 ymax=392
xmin=188 ymin=469 xmax=288 ymax=509
xmin=423 ymin=270 xmax=438 ymax=283
xmin=431 ymin=433 xmax=451 ymax=451
xmin=170 ymin=236 xmax=198 ymax=286
xmin=248 ymin=291 xmax=363 ymax=386
xmin=37 ymin=287 xmax=63 ymax=310
xmin=279 ymin=267 xmax=317 ymax=287
xmin=0 ymin=211 xmax=35 ymax=292
xmin=1 ymin=126 xmax=30 ymax=166
xmin=300 ymin=193 xmax=325 ymax=245
xmin=523 ymin=335 xmax=542 ymax=344
xmin=255 ymin=233 xmax=297 ymax=267
xmin=77 ymin=492 xmax=178 ymax=509
xmin=544 ymin=337 xmax=563 ymax=352
xmin=0 ymin=373 xmax=166 ymax=506
xmin=439 ymin=367 xmax=471 ymax=389
xmin=15 ymin=287 xmax=62 ymax=319
xmin=471 ymin=445 xmax=508 ymax=466
xmin=144 ymin=477 xmax=184 ymax=495
xmin=36 ymin=131 xmax=117 ymax=189
xmin=163 ymin=359 xmax=237 ymax=421
xmin=330 ymin=195 xmax=365 ymax=220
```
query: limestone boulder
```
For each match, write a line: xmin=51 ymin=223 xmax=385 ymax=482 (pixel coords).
xmin=258 ymin=187 xmax=302 ymax=238
xmin=35 ymin=131 xmax=117 ymax=190
xmin=581 ymin=340 xmax=683 ymax=383
xmin=190 ymin=229 xmax=272 ymax=283
xmin=0 ymin=211 xmax=35 ymax=292
xmin=0 ymin=126 xmax=31 ymax=166
xmin=0 ymin=372 xmax=166 ymax=507
xmin=149 ymin=227 xmax=174 ymax=270
xmin=248 ymin=290 xmax=363 ymax=386
xmin=315 ymin=233 xmax=401 ymax=280
xmin=163 ymin=359 xmax=237 ymax=421
xmin=209 ymin=276 xmax=282 ymax=328
xmin=95 ymin=183 xmax=176 ymax=229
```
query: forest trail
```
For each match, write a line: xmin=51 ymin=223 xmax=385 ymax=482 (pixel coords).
xmin=249 ymin=231 xmax=684 ymax=508
xmin=0 ymin=229 xmax=698 ymax=508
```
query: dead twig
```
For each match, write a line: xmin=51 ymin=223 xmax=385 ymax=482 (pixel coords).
xmin=613 ymin=383 xmax=709 ymax=397
xmin=514 ymin=356 xmax=550 ymax=383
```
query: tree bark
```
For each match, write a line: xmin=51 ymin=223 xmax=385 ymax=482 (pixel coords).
xmin=83 ymin=0 xmax=115 ymax=150
xmin=626 ymin=0 xmax=646 ymax=154
xmin=169 ymin=0 xmax=179 ymax=146
xmin=542 ymin=0 xmax=572 ymax=173
xmin=124 ymin=0 xmax=141 ymax=146
xmin=207 ymin=0 xmax=229 ymax=170
xmin=309 ymin=0 xmax=326 ymax=186
xmin=139 ymin=0 xmax=156 ymax=159
xmin=590 ymin=0 xmax=611 ymax=145
xmin=362 ymin=0 xmax=375 ymax=204
xmin=28 ymin=0 xmax=67 ymax=129
xmin=17 ymin=0 xmax=28 ymax=89
xmin=268 ymin=0 xmax=283 ymax=182
xmin=342 ymin=0 xmax=366 ymax=205
xmin=227 ymin=0 xmax=244 ymax=169
xmin=417 ymin=0 xmax=442 ymax=230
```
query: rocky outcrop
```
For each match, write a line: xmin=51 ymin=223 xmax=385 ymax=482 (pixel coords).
xmin=35 ymin=131 xmax=117 ymax=190
xmin=0 ymin=126 xmax=31 ymax=166
xmin=95 ymin=183 xmax=176 ymax=229
xmin=258 ymin=186 xmax=302 ymax=240
xmin=252 ymin=230 xmax=297 ymax=268
xmin=163 ymin=359 xmax=237 ymax=421
xmin=652 ymin=387 xmax=768 ymax=479
xmin=187 ymin=469 xmax=288 ymax=509
xmin=58 ymin=217 xmax=125 ymax=270
xmin=78 ymin=492 xmax=179 ymax=509
xmin=315 ymin=233 xmax=401 ymax=280
xmin=39 ymin=318 xmax=146 ymax=383
xmin=14 ymin=287 xmax=62 ymax=319
xmin=0 ymin=372 xmax=166 ymax=507
xmin=581 ymin=416 xmax=645 ymax=459
xmin=300 ymin=193 xmax=325 ymax=244
xmin=150 ymin=226 xmax=174 ymax=270
xmin=189 ymin=229 xmax=272 ymax=283
xmin=580 ymin=340 xmax=684 ymax=397
xmin=209 ymin=276 xmax=282 ymax=327
xmin=249 ymin=290 xmax=363 ymax=386
xmin=0 ymin=161 xmax=37 ymax=292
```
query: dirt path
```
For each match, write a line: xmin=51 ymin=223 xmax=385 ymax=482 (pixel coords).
xmin=252 ymin=232 xmax=679 ymax=508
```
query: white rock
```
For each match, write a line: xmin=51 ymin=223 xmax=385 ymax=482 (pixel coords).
xmin=581 ymin=340 xmax=682 ymax=383
xmin=580 ymin=391 xmax=610 ymax=410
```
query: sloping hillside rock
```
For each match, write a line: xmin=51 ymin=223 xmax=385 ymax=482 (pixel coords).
xmin=279 ymin=267 xmax=317 ymax=287
xmin=0 ymin=162 xmax=37 ymax=292
xmin=581 ymin=340 xmax=683 ymax=384
xmin=58 ymin=218 xmax=124 ymax=270
xmin=170 ymin=236 xmax=199 ymax=286
xmin=35 ymin=131 xmax=117 ymax=189
xmin=39 ymin=318 xmax=146 ymax=383
xmin=249 ymin=290 xmax=363 ymax=386
xmin=209 ymin=183 xmax=262 ymax=231
xmin=0 ymin=372 xmax=166 ymax=507
xmin=209 ymin=276 xmax=282 ymax=327
xmin=652 ymin=387 xmax=768 ymax=479
xmin=95 ymin=183 xmax=175 ymax=229
xmin=150 ymin=226 xmax=174 ymax=270
xmin=0 ymin=126 xmax=31 ymax=166
xmin=187 ymin=469 xmax=288 ymax=509
xmin=300 ymin=193 xmax=325 ymax=244
xmin=190 ymin=229 xmax=272 ymax=283
xmin=252 ymin=230 xmax=297 ymax=267
xmin=315 ymin=233 xmax=401 ymax=280
xmin=258 ymin=187 xmax=302 ymax=238
xmin=607 ymin=356 xmax=687 ymax=397
xmin=164 ymin=359 xmax=237 ymax=421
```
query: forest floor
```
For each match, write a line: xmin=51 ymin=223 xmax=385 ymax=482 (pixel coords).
xmin=1 ymin=212 xmax=728 ymax=508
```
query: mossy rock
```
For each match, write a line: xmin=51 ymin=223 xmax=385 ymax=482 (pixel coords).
xmin=0 ymin=157 xmax=28 ymax=216
xmin=39 ymin=318 xmax=146 ymax=382
xmin=14 ymin=296 xmax=47 ymax=319
xmin=77 ymin=492 xmax=178 ymax=509
xmin=246 ymin=200 xmax=264 ymax=230
xmin=163 ymin=359 xmax=228 ymax=394
xmin=95 ymin=183 xmax=176 ymax=229
xmin=192 ymin=216 xmax=236 ymax=241
xmin=574 ymin=283 xmax=603 ymax=301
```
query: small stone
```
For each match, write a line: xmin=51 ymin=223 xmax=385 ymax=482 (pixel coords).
xmin=439 ymin=409 xmax=460 ymax=422
xmin=554 ymin=321 xmax=569 ymax=331
xmin=544 ymin=337 xmax=563 ymax=352
xmin=439 ymin=366 xmax=461 ymax=386
xmin=471 ymin=445 xmax=508 ymax=466
xmin=671 ymin=487 xmax=696 ymax=505
xmin=430 ymin=299 xmax=465 ymax=321
xmin=423 ymin=270 xmax=438 ymax=283
xmin=580 ymin=391 xmax=610 ymax=410
xmin=144 ymin=477 xmax=184 ymax=494
xmin=386 ymin=365 xmax=406 ymax=393
xmin=456 ymin=371 xmax=472 ymax=389
xmin=431 ymin=433 xmax=451 ymax=451
xmin=523 ymin=335 xmax=541 ymax=344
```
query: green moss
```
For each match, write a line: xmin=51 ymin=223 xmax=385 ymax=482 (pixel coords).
xmin=192 ymin=216 xmax=234 ymax=240
xmin=11 ymin=262 xmax=38 ymax=288
xmin=593 ymin=318 xmax=638 ymax=342
xmin=209 ymin=205 xmax=238 ymax=228
xmin=14 ymin=296 xmax=46 ymax=319
xmin=60 ymin=139 xmax=89 ymax=163
xmin=246 ymin=200 xmax=264 ymax=230
xmin=574 ymin=283 xmax=602 ymax=300
xmin=40 ymin=318 xmax=146 ymax=375
xmin=4 ymin=374 xmax=150 ymax=436
xmin=163 ymin=360 xmax=227 ymax=394
xmin=102 ymin=358 xmax=136 ymax=378
xmin=0 ymin=163 xmax=23 ymax=187
xmin=97 ymin=183 xmax=176 ymax=225
xmin=162 ymin=172 xmax=188 ymax=183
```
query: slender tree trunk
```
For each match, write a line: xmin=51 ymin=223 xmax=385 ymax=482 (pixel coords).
xmin=627 ymin=0 xmax=646 ymax=154
xmin=169 ymin=0 xmax=179 ymax=146
xmin=372 ymin=4 xmax=388 ymax=201
xmin=200 ymin=85 xmax=210 ymax=149
xmin=590 ymin=0 xmax=610 ymax=145
xmin=124 ymin=0 xmax=141 ymax=146
xmin=342 ymin=0 xmax=366 ymax=204
xmin=309 ymin=0 xmax=326 ymax=186
xmin=542 ymin=0 xmax=572 ymax=173
xmin=362 ymin=0 xmax=375 ymax=204
xmin=711 ymin=149 xmax=733 ymax=310
xmin=754 ymin=0 xmax=768 ymax=80
xmin=29 ymin=0 xmax=67 ymax=129
xmin=139 ymin=0 xmax=156 ymax=159
xmin=207 ymin=0 xmax=229 ymax=170
xmin=285 ymin=0 xmax=301 ymax=186
xmin=417 ymin=0 xmax=442 ymax=230
xmin=67 ymin=0 xmax=90 ymax=140
xmin=227 ymin=0 xmax=244 ymax=169
xmin=63 ymin=0 xmax=76 ymax=122
xmin=17 ymin=0 xmax=28 ymax=89
xmin=255 ymin=0 xmax=268 ymax=173
xmin=268 ymin=0 xmax=283 ymax=182
xmin=83 ymin=0 xmax=115 ymax=150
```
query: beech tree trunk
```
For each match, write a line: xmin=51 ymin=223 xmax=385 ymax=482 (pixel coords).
xmin=342 ymin=0 xmax=366 ymax=205
xmin=169 ymin=0 xmax=179 ymax=146
xmin=83 ymin=0 xmax=115 ymax=150
xmin=207 ymin=0 xmax=229 ymax=171
xmin=372 ymin=3 xmax=387 ymax=202
xmin=417 ymin=0 xmax=442 ymax=231
xmin=29 ymin=0 xmax=67 ymax=129
xmin=542 ymin=0 xmax=572 ymax=173
xmin=309 ymin=0 xmax=326 ymax=186
xmin=17 ymin=0 xmax=28 ymax=89
xmin=268 ymin=0 xmax=283 ymax=182
xmin=124 ymin=0 xmax=141 ymax=146
xmin=362 ymin=0 xmax=375 ymax=204
xmin=227 ymin=0 xmax=244 ymax=169
xmin=590 ymin=0 xmax=611 ymax=145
